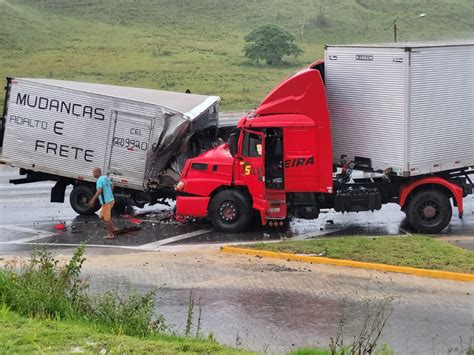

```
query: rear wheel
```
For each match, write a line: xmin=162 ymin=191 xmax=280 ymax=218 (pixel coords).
xmin=70 ymin=184 xmax=100 ymax=215
xmin=406 ymin=189 xmax=452 ymax=234
xmin=208 ymin=190 xmax=252 ymax=233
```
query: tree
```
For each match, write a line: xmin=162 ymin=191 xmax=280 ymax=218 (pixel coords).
xmin=243 ymin=24 xmax=303 ymax=65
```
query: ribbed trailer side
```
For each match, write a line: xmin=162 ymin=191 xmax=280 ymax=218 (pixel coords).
xmin=408 ymin=45 xmax=474 ymax=175
xmin=326 ymin=43 xmax=474 ymax=176
xmin=4 ymin=79 xmax=114 ymax=181
xmin=325 ymin=46 xmax=408 ymax=175
xmin=2 ymin=79 xmax=173 ymax=190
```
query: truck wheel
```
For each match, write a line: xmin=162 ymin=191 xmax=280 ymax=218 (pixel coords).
xmin=208 ymin=190 xmax=252 ymax=233
xmin=70 ymin=184 xmax=100 ymax=215
xmin=113 ymin=195 xmax=134 ymax=216
xmin=406 ymin=189 xmax=452 ymax=234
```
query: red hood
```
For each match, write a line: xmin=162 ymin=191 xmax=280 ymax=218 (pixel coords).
xmin=183 ymin=143 xmax=233 ymax=176
xmin=194 ymin=143 xmax=232 ymax=163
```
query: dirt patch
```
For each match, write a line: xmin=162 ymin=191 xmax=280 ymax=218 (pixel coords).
xmin=239 ymin=262 xmax=308 ymax=273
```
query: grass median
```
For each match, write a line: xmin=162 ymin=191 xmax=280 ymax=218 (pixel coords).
xmin=0 ymin=305 xmax=251 ymax=354
xmin=247 ymin=235 xmax=474 ymax=274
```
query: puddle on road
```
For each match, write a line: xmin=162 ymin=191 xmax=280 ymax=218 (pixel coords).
xmin=87 ymin=282 xmax=350 ymax=353
xmin=87 ymin=276 xmax=473 ymax=355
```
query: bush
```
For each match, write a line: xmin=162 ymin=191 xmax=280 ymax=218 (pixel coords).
xmin=0 ymin=246 xmax=88 ymax=319
xmin=0 ymin=246 xmax=167 ymax=337
xmin=92 ymin=287 xmax=167 ymax=337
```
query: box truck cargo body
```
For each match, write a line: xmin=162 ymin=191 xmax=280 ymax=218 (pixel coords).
xmin=1 ymin=78 xmax=219 ymax=213
xmin=325 ymin=43 xmax=474 ymax=176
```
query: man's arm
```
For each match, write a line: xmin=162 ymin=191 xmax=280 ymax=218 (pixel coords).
xmin=88 ymin=188 xmax=102 ymax=208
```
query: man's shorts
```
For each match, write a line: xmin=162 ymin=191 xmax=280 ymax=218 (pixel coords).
xmin=100 ymin=200 xmax=115 ymax=222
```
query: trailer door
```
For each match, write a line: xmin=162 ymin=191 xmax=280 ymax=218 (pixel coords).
xmin=108 ymin=112 xmax=153 ymax=188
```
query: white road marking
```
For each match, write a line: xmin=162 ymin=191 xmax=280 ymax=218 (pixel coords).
xmin=0 ymin=198 xmax=54 ymax=203
xmin=135 ymin=229 xmax=212 ymax=251
xmin=0 ymin=225 xmax=53 ymax=242
xmin=1 ymin=242 xmax=142 ymax=251
xmin=0 ymin=225 xmax=212 ymax=252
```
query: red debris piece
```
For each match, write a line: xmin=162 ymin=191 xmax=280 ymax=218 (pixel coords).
xmin=54 ymin=223 xmax=66 ymax=231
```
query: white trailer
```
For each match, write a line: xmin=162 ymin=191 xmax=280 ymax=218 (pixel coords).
xmin=325 ymin=42 xmax=474 ymax=176
xmin=1 ymin=78 xmax=219 ymax=214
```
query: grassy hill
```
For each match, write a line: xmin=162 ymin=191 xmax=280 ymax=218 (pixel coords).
xmin=0 ymin=0 xmax=473 ymax=113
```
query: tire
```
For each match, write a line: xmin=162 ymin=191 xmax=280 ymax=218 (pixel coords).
xmin=70 ymin=184 xmax=100 ymax=215
xmin=208 ymin=190 xmax=252 ymax=233
xmin=406 ymin=189 xmax=452 ymax=234
xmin=112 ymin=195 xmax=134 ymax=216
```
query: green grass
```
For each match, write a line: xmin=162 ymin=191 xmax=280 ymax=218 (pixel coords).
xmin=1 ymin=304 xmax=393 ymax=354
xmin=0 ymin=0 xmax=473 ymax=115
xmin=0 ymin=304 xmax=251 ymax=354
xmin=288 ymin=349 xmax=332 ymax=355
xmin=247 ymin=235 xmax=474 ymax=274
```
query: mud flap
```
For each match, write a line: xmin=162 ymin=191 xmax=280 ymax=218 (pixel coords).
xmin=51 ymin=179 xmax=69 ymax=203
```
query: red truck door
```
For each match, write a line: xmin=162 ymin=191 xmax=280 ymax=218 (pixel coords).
xmin=236 ymin=129 xmax=266 ymax=210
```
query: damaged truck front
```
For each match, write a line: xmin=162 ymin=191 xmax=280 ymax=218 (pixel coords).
xmin=0 ymin=78 xmax=220 ymax=214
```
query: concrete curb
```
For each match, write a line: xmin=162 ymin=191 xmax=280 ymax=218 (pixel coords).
xmin=220 ymin=246 xmax=474 ymax=283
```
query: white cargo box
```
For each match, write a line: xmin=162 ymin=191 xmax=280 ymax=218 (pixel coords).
xmin=325 ymin=42 xmax=474 ymax=176
xmin=2 ymin=78 xmax=219 ymax=190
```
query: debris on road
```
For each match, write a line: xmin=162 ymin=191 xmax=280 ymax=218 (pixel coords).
xmin=54 ymin=223 xmax=67 ymax=231
xmin=113 ymin=225 xmax=140 ymax=236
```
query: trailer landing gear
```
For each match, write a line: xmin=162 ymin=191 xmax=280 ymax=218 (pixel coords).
xmin=405 ymin=189 xmax=452 ymax=234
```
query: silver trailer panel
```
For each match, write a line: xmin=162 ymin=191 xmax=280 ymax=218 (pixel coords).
xmin=325 ymin=42 xmax=474 ymax=176
xmin=2 ymin=78 xmax=219 ymax=190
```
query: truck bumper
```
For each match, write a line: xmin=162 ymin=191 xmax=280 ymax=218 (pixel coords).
xmin=176 ymin=196 xmax=211 ymax=218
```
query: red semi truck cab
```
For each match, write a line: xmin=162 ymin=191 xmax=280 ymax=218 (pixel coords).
xmin=176 ymin=63 xmax=473 ymax=234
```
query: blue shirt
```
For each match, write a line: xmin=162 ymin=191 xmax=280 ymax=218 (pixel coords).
xmin=96 ymin=176 xmax=114 ymax=205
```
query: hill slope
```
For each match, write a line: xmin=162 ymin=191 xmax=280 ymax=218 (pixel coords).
xmin=0 ymin=0 xmax=473 ymax=112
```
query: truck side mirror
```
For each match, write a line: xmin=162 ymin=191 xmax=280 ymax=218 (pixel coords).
xmin=228 ymin=132 xmax=239 ymax=157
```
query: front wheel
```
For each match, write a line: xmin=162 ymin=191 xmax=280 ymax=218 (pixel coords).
xmin=405 ymin=189 xmax=452 ymax=234
xmin=70 ymin=184 xmax=100 ymax=215
xmin=208 ymin=190 xmax=252 ymax=233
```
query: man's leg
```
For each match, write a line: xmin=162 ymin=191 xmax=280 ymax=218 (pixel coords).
xmin=105 ymin=220 xmax=115 ymax=238
xmin=102 ymin=201 xmax=115 ymax=239
xmin=109 ymin=200 xmax=118 ymax=233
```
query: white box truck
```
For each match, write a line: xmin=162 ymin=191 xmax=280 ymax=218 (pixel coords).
xmin=325 ymin=42 xmax=474 ymax=176
xmin=1 ymin=78 xmax=220 ymax=214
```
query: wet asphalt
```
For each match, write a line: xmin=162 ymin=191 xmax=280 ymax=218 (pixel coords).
xmin=1 ymin=164 xmax=474 ymax=354
xmin=1 ymin=164 xmax=473 ymax=255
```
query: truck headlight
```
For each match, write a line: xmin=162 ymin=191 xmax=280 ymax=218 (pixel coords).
xmin=175 ymin=181 xmax=186 ymax=192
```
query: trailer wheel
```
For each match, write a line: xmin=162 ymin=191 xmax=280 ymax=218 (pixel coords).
xmin=70 ymin=184 xmax=100 ymax=215
xmin=406 ymin=189 xmax=452 ymax=234
xmin=208 ymin=190 xmax=252 ymax=233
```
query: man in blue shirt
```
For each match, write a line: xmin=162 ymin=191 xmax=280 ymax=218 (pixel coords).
xmin=88 ymin=167 xmax=117 ymax=239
